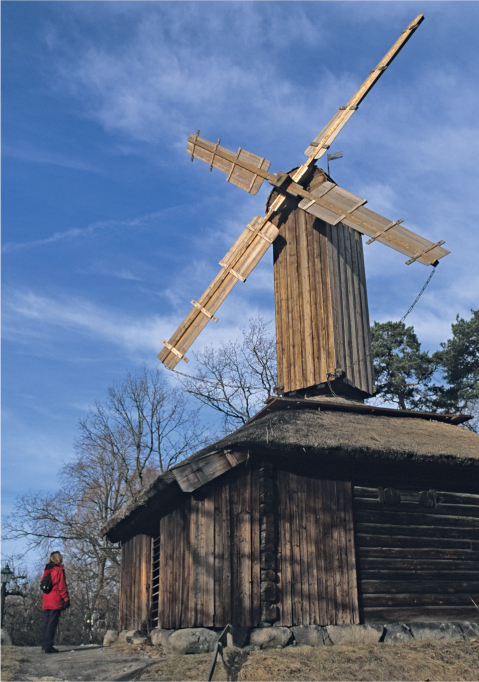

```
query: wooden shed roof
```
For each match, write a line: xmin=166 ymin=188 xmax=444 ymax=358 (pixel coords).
xmin=102 ymin=398 xmax=479 ymax=542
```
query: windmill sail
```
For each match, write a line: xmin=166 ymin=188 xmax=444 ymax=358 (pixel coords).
xmin=159 ymin=217 xmax=278 ymax=369
xmin=187 ymin=134 xmax=271 ymax=195
xmin=304 ymin=14 xmax=424 ymax=160
xmin=297 ymin=181 xmax=449 ymax=266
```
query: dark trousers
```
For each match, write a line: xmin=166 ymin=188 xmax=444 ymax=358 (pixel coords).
xmin=41 ymin=609 xmax=61 ymax=650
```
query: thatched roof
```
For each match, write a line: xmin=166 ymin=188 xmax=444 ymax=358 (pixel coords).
xmin=102 ymin=398 xmax=479 ymax=542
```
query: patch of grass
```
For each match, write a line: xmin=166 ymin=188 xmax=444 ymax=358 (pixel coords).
xmin=135 ymin=640 xmax=479 ymax=682
xmin=135 ymin=652 xmax=227 ymax=681
xmin=1 ymin=646 xmax=29 ymax=681
xmin=238 ymin=640 xmax=479 ymax=681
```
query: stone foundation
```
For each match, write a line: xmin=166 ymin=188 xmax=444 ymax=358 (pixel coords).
xmin=110 ymin=621 xmax=479 ymax=652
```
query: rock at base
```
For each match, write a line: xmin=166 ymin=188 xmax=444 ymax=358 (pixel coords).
xmin=118 ymin=629 xmax=147 ymax=645
xmin=1 ymin=629 xmax=13 ymax=646
xmin=291 ymin=625 xmax=326 ymax=647
xmin=166 ymin=627 xmax=218 ymax=655
xmin=150 ymin=628 xmax=174 ymax=648
xmin=103 ymin=630 xmax=119 ymax=646
xmin=250 ymin=627 xmax=293 ymax=649
xmin=383 ymin=623 xmax=413 ymax=644
xmin=326 ymin=624 xmax=383 ymax=645
xmin=409 ymin=622 xmax=464 ymax=641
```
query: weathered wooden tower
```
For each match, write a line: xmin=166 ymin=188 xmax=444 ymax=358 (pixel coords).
xmin=158 ymin=13 xmax=448 ymax=401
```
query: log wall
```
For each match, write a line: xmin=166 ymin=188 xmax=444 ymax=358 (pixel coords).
xmin=353 ymin=485 xmax=479 ymax=622
xmin=271 ymin=171 xmax=374 ymax=398
xmin=151 ymin=467 xmax=261 ymax=629
xmin=276 ymin=471 xmax=360 ymax=626
xmin=119 ymin=533 xmax=152 ymax=631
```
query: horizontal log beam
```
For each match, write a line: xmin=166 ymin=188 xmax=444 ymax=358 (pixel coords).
xmin=362 ymin=605 xmax=479 ymax=622
xmin=360 ymin=580 xmax=479 ymax=594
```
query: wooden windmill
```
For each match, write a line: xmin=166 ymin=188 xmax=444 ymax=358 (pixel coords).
xmin=159 ymin=14 xmax=449 ymax=401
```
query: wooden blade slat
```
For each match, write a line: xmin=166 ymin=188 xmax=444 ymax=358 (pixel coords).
xmin=158 ymin=218 xmax=279 ymax=369
xmin=298 ymin=183 xmax=449 ymax=266
xmin=305 ymin=14 xmax=424 ymax=159
xmin=186 ymin=134 xmax=271 ymax=195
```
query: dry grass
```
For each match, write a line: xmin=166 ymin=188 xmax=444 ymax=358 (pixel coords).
xmin=1 ymin=646 xmax=29 ymax=681
xmin=135 ymin=652 xmax=228 ymax=681
xmin=238 ymin=641 xmax=479 ymax=682
xmin=135 ymin=640 xmax=479 ymax=682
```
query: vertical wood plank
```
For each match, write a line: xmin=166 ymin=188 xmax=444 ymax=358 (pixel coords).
xmin=251 ymin=468 xmax=261 ymax=627
xmin=203 ymin=492 xmax=215 ymax=627
xmin=322 ymin=227 xmax=337 ymax=379
xmin=197 ymin=496 xmax=206 ymax=626
xmin=214 ymin=483 xmax=224 ymax=627
xmin=357 ymin=234 xmax=374 ymax=393
xmin=180 ymin=499 xmax=190 ymax=628
xmin=297 ymin=210 xmax=315 ymax=387
xmin=291 ymin=473 xmax=302 ymax=625
xmin=188 ymin=499 xmax=197 ymax=627
xmin=240 ymin=470 xmax=252 ymax=626
xmin=343 ymin=227 xmax=358 ymax=389
xmin=344 ymin=481 xmax=360 ymax=623
xmin=286 ymin=217 xmax=299 ymax=391
xmin=322 ymin=479 xmax=334 ymax=624
xmin=223 ymin=480 xmax=232 ymax=625
xmin=119 ymin=542 xmax=125 ymax=630
xmin=349 ymin=231 xmax=365 ymax=391
xmin=335 ymin=482 xmax=348 ymax=624
xmin=306 ymin=477 xmax=320 ymax=624
xmin=298 ymin=473 xmax=309 ymax=624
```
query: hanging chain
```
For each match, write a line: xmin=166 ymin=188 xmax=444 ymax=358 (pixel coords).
xmin=398 ymin=265 xmax=436 ymax=325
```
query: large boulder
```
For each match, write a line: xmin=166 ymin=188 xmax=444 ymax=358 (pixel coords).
xmin=291 ymin=625 xmax=326 ymax=647
xmin=166 ymin=628 xmax=218 ymax=655
xmin=118 ymin=629 xmax=147 ymax=644
xmin=103 ymin=630 xmax=119 ymax=646
xmin=409 ymin=622 xmax=464 ymax=641
xmin=150 ymin=628 xmax=174 ymax=648
xmin=249 ymin=627 xmax=293 ymax=649
xmin=1 ymin=629 xmax=13 ymax=646
xmin=383 ymin=623 xmax=413 ymax=644
xmin=325 ymin=624 xmax=383 ymax=645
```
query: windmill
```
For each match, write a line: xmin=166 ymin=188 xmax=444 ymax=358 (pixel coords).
xmin=158 ymin=14 xmax=449 ymax=401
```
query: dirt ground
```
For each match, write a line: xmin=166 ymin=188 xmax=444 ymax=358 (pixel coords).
xmin=3 ymin=638 xmax=479 ymax=682
xmin=1 ymin=643 xmax=163 ymax=681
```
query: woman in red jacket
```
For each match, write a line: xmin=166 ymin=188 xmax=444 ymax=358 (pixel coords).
xmin=41 ymin=551 xmax=70 ymax=653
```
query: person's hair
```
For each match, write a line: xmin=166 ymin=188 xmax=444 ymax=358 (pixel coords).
xmin=49 ymin=551 xmax=63 ymax=565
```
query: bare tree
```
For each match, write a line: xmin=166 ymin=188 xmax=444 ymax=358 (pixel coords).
xmin=78 ymin=367 xmax=208 ymax=490
xmin=3 ymin=367 xmax=210 ymax=635
xmin=180 ymin=317 xmax=277 ymax=432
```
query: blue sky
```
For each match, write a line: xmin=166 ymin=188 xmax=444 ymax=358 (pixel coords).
xmin=3 ymin=1 xmax=479 ymax=560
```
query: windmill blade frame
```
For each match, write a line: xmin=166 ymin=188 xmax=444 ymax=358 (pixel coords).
xmin=304 ymin=13 xmax=424 ymax=159
xmin=158 ymin=217 xmax=279 ymax=369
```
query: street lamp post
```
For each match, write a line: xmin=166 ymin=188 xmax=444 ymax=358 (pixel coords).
xmin=1 ymin=564 xmax=15 ymax=627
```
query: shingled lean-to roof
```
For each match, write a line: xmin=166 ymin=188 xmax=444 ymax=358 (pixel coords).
xmin=102 ymin=398 xmax=479 ymax=542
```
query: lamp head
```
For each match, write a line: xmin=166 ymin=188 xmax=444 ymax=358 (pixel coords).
xmin=1 ymin=564 xmax=14 ymax=585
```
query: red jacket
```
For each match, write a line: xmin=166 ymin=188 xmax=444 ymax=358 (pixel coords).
xmin=42 ymin=563 xmax=70 ymax=610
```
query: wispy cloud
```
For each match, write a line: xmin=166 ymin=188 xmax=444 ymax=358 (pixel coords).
xmin=2 ymin=209 xmax=170 ymax=254
xmin=3 ymin=289 xmax=164 ymax=355
xmin=2 ymin=142 xmax=101 ymax=173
